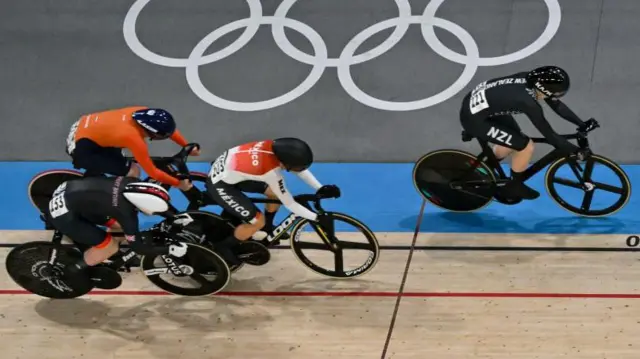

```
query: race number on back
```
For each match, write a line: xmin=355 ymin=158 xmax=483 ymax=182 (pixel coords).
xmin=49 ymin=182 xmax=69 ymax=218
xmin=208 ymin=151 xmax=228 ymax=183
xmin=469 ymin=89 xmax=489 ymax=114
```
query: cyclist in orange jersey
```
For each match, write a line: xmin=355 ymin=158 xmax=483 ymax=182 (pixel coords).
xmin=65 ymin=106 xmax=199 ymax=191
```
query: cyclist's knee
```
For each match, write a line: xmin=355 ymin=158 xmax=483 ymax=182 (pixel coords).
xmin=264 ymin=186 xmax=277 ymax=199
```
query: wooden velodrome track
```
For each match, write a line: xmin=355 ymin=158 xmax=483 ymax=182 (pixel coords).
xmin=1 ymin=216 xmax=639 ymax=358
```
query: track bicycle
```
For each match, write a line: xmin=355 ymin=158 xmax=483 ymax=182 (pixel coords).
xmin=412 ymin=119 xmax=631 ymax=217
xmin=7 ymin=145 xmax=232 ymax=298
xmin=171 ymin=180 xmax=381 ymax=279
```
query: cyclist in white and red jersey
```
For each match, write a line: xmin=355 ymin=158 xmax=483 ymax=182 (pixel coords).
xmin=205 ymin=138 xmax=340 ymax=265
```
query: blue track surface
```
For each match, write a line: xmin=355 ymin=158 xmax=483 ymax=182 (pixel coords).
xmin=1 ymin=162 xmax=637 ymax=234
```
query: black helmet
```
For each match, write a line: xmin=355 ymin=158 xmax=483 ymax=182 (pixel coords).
xmin=272 ymin=137 xmax=313 ymax=171
xmin=526 ymin=66 xmax=570 ymax=98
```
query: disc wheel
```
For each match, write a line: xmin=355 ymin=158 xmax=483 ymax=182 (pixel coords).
xmin=28 ymin=170 xmax=83 ymax=213
xmin=289 ymin=212 xmax=379 ymax=278
xmin=413 ymin=149 xmax=496 ymax=212
xmin=545 ymin=154 xmax=631 ymax=217
xmin=5 ymin=241 xmax=93 ymax=299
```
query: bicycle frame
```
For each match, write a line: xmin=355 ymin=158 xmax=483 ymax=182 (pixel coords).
xmin=461 ymin=130 xmax=591 ymax=183
xmin=48 ymin=230 xmax=140 ymax=271
xmin=249 ymin=197 xmax=335 ymax=248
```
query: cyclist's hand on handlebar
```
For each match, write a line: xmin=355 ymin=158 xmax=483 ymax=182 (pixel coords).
xmin=189 ymin=143 xmax=201 ymax=156
xmin=316 ymin=184 xmax=341 ymax=199
xmin=580 ymin=118 xmax=599 ymax=133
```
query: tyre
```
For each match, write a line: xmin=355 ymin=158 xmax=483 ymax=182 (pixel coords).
xmin=27 ymin=170 xmax=83 ymax=213
xmin=412 ymin=149 xmax=496 ymax=212
xmin=140 ymin=242 xmax=231 ymax=296
xmin=5 ymin=242 xmax=94 ymax=299
xmin=545 ymin=154 xmax=632 ymax=217
xmin=289 ymin=212 xmax=380 ymax=278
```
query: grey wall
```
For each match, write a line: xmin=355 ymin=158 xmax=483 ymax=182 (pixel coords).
xmin=2 ymin=0 xmax=638 ymax=163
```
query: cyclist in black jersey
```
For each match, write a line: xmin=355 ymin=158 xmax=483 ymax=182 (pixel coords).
xmin=45 ymin=176 xmax=189 ymax=287
xmin=459 ymin=65 xmax=585 ymax=200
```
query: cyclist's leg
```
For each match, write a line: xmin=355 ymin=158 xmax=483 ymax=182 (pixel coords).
xmin=235 ymin=180 xmax=282 ymax=234
xmin=488 ymin=115 xmax=535 ymax=172
xmin=205 ymin=179 xmax=265 ymax=263
xmin=47 ymin=210 xmax=120 ymax=271
xmin=460 ymin=114 xmax=538 ymax=199
xmin=70 ymin=139 xmax=137 ymax=178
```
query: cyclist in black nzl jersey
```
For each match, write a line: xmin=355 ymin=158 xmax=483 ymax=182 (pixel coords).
xmin=45 ymin=176 xmax=189 ymax=287
xmin=460 ymin=65 xmax=586 ymax=200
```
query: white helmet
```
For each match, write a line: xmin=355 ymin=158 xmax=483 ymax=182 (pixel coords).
xmin=122 ymin=182 xmax=171 ymax=214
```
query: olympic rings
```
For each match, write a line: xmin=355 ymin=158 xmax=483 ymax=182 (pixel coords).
xmin=123 ymin=0 xmax=562 ymax=112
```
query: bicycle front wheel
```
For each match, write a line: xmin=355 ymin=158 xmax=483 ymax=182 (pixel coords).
xmin=545 ymin=154 xmax=631 ymax=217
xmin=289 ymin=212 xmax=380 ymax=278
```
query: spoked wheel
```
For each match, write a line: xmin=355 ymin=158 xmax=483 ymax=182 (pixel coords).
xmin=140 ymin=242 xmax=231 ymax=296
xmin=412 ymin=150 xmax=497 ymax=212
xmin=545 ymin=154 xmax=631 ymax=217
xmin=5 ymin=241 xmax=94 ymax=299
xmin=28 ymin=170 xmax=83 ymax=214
xmin=289 ymin=212 xmax=380 ymax=278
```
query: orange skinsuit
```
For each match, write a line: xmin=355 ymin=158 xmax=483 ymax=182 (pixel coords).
xmin=74 ymin=106 xmax=188 ymax=186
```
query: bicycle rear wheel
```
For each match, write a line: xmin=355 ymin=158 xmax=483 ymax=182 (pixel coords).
xmin=412 ymin=150 xmax=496 ymax=212
xmin=545 ymin=154 xmax=631 ymax=217
xmin=28 ymin=170 xmax=83 ymax=213
xmin=5 ymin=241 xmax=93 ymax=299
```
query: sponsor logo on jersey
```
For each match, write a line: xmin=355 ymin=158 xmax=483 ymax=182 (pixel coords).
xmin=216 ymin=188 xmax=251 ymax=217
xmin=472 ymin=77 xmax=525 ymax=94
xmin=278 ymin=179 xmax=286 ymax=194
xmin=249 ymin=141 xmax=265 ymax=166
xmin=112 ymin=176 xmax=123 ymax=207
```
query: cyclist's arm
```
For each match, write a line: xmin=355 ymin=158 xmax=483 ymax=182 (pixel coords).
xmin=295 ymin=169 xmax=322 ymax=191
xmin=543 ymin=97 xmax=584 ymax=127
xmin=264 ymin=171 xmax=318 ymax=221
xmin=524 ymin=103 xmax=579 ymax=152
xmin=169 ymin=129 xmax=189 ymax=147
xmin=127 ymin=136 xmax=180 ymax=186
